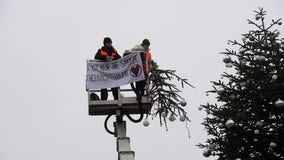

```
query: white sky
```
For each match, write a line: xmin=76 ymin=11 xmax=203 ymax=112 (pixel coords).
xmin=1 ymin=0 xmax=284 ymax=160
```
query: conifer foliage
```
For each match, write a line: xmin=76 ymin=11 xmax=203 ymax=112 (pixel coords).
xmin=144 ymin=60 xmax=194 ymax=130
xmin=198 ymin=8 xmax=284 ymax=159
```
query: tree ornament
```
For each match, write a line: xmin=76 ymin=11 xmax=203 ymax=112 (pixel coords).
xmin=216 ymin=87 xmax=225 ymax=95
xmin=256 ymin=121 xmax=263 ymax=127
xmin=179 ymin=115 xmax=186 ymax=122
xmin=278 ymin=22 xmax=282 ymax=25
xmin=272 ymin=75 xmax=278 ymax=80
xmin=198 ymin=106 xmax=203 ymax=111
xmin=274 ymin=99 xmax=284 ymax=107
xmin=258 ymin=55 xmax=266 ymax=61
xmin=254 ymin=129 xmax=260 ymax=135
xmin=169 ymin=114 xmax=176 ymax=122
xmin=269 ymin=128 xmax=274 ymax=132
xmin=223 ymin=55 xmax=231 ymax=63
xmin=225 ymin=62 xmax=233 ymax=68
xmin=269 ymin=142 xmax=277 ymax=149
xmin=225 ymin=119 xmax=235 ymax=128
xmin=161 ymin=111 xmax=168 ymax=118
xmin=202 ymin=148 xmax=211 ymax=157
xmin=143 ymin=119 xmax=149 ymax=127
xmin=180 ymin=100 xmax=187 ymax=106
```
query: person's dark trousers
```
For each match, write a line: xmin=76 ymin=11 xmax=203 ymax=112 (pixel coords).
xmin=136 ymin=80 xmax=146 ymax=96
xmin=101 ymin=89 xmax=108 ymax=100
xmin=111 ymin=87 xmax=119 ymax=100
xmin=100 ymin=88 xmax=119 ymax=100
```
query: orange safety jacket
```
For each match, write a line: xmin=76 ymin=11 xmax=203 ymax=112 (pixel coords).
xmin=143 ymin=51 xmax=152 ymax=73
xmin=100 ymin=48 xmax=117 ymax=57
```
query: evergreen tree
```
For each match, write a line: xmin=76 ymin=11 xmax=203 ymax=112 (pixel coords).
xmin=198 ymin=8 xmax=284 ymax=159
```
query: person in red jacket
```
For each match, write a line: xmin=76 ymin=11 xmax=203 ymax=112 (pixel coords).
xmin=131 ymin=39 xmax=152 ymax=96
xmin=95 ymin=37 xmax=121 ymax=100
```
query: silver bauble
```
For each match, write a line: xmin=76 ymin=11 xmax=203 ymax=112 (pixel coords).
xmin=202 ymin=149 xmax=211 ymax=157
xmin=272 ymin=75 xmax=278 ymax=80
xmin=269 ymin=142 xmax=277 ymax=149
xmin=255 ymin=121 xmax=263 ymax=127
xmin=180 ymin=100 xmax=187 ymax=106
xmin=225 ymin=62 xmax=233 ymax=68
xmin=161 ymin=111 xmax=168 ymax=118
xmin=143 ymin=120 xmax=149 ymax=127
xmin=254 ymin=129 xmax=260 ymax=135
xmin=223 ymin=55 xmax=231 ymax=63
xmin=179 ymin=115 xmax=186 ymax=122
xmin=169 ymin=115 xmax=176 ymax=122
xmin=225 ymin=119 xmax=235 ymax=128
xmin=258 ymin=56 xmax=266 ymax=61
xmin=275 ymin=99 xmax=284 ymax=107
xmin=216 ymin=87 xmax=225 ymax=95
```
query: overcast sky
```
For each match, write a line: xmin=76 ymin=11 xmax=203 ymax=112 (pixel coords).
xmin=1 ymin=0 xmax=284 ymax=160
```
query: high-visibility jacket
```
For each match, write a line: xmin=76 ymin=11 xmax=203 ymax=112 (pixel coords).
xmin=143 ymin=51 xmax=152 ymax=73
xmin=95 ymin=47 xmax=121 ymax=61
xmin=100 ymin=48 xmax=117 ymax=57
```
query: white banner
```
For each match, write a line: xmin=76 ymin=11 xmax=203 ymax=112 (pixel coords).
xmin=86 ymin=52 xmax=145 ymax=90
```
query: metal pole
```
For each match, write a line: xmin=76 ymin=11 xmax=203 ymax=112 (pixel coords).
xmin=114 ymin=110 xmax=135 ymax=160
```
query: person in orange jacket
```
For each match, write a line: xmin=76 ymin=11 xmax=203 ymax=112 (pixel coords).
xmin=131 ymin=39 xmax=152 ymax=96
xmin=95 ymin=37 xmax=121 ymax=100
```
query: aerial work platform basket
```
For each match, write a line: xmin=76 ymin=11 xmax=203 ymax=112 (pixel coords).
xmin=87 ymin=51 xmax=152 ymax=116
xmin=88 ymin=88 xmax=152 ymax=116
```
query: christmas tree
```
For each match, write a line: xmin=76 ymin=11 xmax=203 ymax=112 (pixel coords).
xmin=198 ymin=8 xmax=284 ymax=159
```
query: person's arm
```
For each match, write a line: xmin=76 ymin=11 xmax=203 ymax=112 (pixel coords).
xmin=94 ymin=49 xmax=107 ymax=60
xmin=113 ymin=51 xmax=121 ymax=60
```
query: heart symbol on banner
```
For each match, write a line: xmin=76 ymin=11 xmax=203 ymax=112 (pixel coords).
xmin=131 ymin=65 xmax=140 ymax=76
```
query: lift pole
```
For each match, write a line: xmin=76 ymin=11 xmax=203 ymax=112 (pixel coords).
xmin=114 ymin=110 xmax=135 ymax=160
